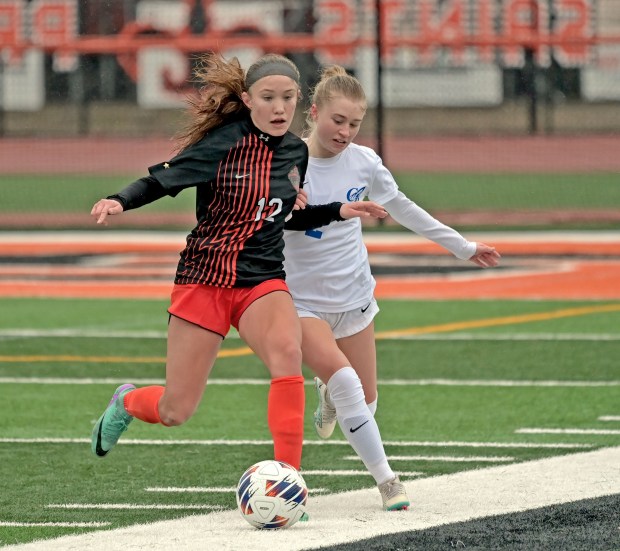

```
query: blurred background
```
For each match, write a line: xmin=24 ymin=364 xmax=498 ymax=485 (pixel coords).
xmin=1 ymin=0 xmax=620 ymax=137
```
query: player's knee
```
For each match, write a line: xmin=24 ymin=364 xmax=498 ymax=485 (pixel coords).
xmin=327 ymin=367 xmax=366 ymax=410
xmin=158 ymin=401 xmax=196 ymax=426
xmin=268 ymin=339 xmax=302 ymax=375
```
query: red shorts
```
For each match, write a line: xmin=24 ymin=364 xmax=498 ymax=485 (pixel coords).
xmin=168 ymin=279 xmax=290 ymax=337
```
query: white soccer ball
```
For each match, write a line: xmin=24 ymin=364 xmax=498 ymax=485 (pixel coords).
xmin=236 ymin=459 xmax=308 ymax=529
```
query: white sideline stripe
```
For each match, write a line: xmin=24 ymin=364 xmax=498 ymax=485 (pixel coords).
xmin=599 ymin=415 xmax=620 ymax=422
xmin=0 ymin=437 xmax=594 ymax=449
xmin=3 ymin=328 xmax=619 ymax=341
xmin=517 ymin=428 xmax=620 ymax=435
xmin=0 ymin=522 xmax=111 ymax=528
xmin=5 ymin=446 xmax=619 ymax=551
xmin=379 ymin=379 xmax=620 ymax=387
xmin=46 ymin=504 xmax=223 ymax=511
xmin=300 ymin=470 xmax=423 ymax=477
xmin=0 ymin=329 xmax=169 ymax=339
xmin=344 ymin=455 xmax=515 ymax=463
xmin=1 ymin=377 xmax=618 ymax=387
xmin=144 ymin=487 xmax=329 ymax=494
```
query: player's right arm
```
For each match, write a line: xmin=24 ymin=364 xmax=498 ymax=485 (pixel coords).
xmin=91 ymin=175 xmax=167 ymax=225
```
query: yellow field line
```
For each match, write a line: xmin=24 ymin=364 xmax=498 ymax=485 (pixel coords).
xmin=1 ymin=304 xmax=619 ymax=363
xmin=0 ymin=347 xmax=253 ymax=364
xmin=376 ymin=303 xmax=620 ymax=339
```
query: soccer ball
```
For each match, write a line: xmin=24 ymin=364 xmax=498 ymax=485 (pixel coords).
xmin=236 ymin=459 xmax=308 ymax=529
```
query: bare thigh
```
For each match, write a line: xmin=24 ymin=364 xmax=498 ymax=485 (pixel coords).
xmin=159 ymin=315 xmax=223 ymax=423
xmin=238 ymin=291 xmax=303 ymax=379
xmin=336 ymin=322 xmax=378 ymax=403
xmin=299 ymin=317 xmax=350 ymax=383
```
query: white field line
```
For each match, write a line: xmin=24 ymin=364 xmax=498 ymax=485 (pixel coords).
xmin=300 ymin=469 xmax=424 ymax=478
xmin=0 ymin=522 xmax=111 ymax=528
xmin=0 ymin=437 xmax=594 ymax=449
xmin=0 ymin=329 xmax=169 ymax=339
xmin=4 ymin=446 xmax=619 ymax=551
xmin=144 ymin=487 xmax=329 ymax=494
xmin=517 ymin=428 xmax=620 ymax=435
xmin=2 ymin=329 xmax=620 ymax=341
xmin=46 ymin=504 xmax=223 ymax=511
xmin=599 ymin=415 xmax=620 ymax=422
xmin=1 ymin=377 xmax=618 ymax=387
xmin=378 ymin=379 xmax=620 ymax=387
xmin=344 ymin=455 xmax=515 ymax=463
xmin=301 ymin=470 xmax=423 ymax=477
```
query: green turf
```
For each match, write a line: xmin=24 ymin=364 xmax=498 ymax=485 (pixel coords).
xmin=3 ymin=175 xmax=194 ymax=213
xmin=393 ymin=172 xmax=620 ymax=210
xmin=3 ymin=172 xmax=619 ymax=230
xmin=0 ymin=298 xmax=619 ymax=545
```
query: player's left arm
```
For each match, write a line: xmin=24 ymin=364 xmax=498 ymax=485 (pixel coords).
xmin=383 ymin=191 xmax=500 ymax=267
xmin=285 ymin=202 xmax=343 ymax=230
xmin=469 ymin=243 xmax=501 ymax=268
xmin=285 ymin=200 xmax=387 ymax=231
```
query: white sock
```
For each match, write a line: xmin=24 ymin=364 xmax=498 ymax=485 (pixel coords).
xmin=327 ymin=367 xmax=394 ymax=485
xmin=367 ymin=396 xmax=377 ymax=416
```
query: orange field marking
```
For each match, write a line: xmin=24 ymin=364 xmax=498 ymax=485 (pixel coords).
xmin=2 ymin=240 xmax=620 ymax=256
xmin=0 ymin=235 xmax=618 ymax=300
xmin=365 ymin=241 xmax=620 ymax=256
xmin=374 ymin=261 xmax=620 ymax=300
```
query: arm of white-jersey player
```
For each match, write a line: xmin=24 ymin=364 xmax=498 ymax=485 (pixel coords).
xmin=382 ymin=191 xmax=477 ymax=260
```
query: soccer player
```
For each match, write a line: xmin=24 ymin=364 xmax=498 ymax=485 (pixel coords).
xmin=89 ymin=54 xmax=385 ymax=472
xmin=283 ymin=65 xmax=501 ymax=509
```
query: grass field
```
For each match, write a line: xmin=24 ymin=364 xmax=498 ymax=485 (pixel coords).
xmin=1 ymin=161 xmax=619 ymax=547
xmin=1 ymin=297 xmax=619 ymax=547
xmin=3 ymin=172 xmax=620 ymax=230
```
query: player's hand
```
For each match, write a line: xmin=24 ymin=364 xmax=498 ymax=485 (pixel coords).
xmin=293 ymin=188 xmax=308 ymax=211
xmin=91 ymin=198 xmax=124 ymax=225
xmin=470 ymin=242 xmax=501 ymax=268
xmin=340 ymin=201 xmax=388 ymax=220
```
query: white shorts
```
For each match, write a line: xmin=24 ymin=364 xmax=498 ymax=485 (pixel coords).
xmin=296 ymin=298 xmax=379 ymax=340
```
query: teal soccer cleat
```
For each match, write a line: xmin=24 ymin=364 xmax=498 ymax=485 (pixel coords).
xmin=91 ymin=384 xmax=136 ymax=457
xmin=313 ymin=377 xmax=337 ymax=439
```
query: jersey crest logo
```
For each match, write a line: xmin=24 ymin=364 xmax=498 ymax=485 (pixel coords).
xmin=347 ymin=187 xmax=366 ymax=202
xmin=287 ymin=165 xmax=301 ymax=190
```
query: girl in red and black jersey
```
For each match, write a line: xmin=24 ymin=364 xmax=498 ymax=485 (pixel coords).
xmin=89 ymin=53 xmax=385 ymax=472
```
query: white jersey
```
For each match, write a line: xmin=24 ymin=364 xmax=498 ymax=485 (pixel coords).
xmin=283 ymin=143 xmax=476 ymax=313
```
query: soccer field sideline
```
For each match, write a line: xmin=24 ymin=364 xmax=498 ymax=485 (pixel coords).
xmin=2 ymin=230 xmax=618 ymax=548
xmin=1 ymin=230 xmax=619 ymax=299
xmin=4 ymin=446 xmax=618 ymax=551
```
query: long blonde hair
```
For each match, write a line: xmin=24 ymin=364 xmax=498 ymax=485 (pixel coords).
xmin=175 ymin=53 xmax=300 ymax=152
xmin=305 ymin=65 xmax=367 ymax=132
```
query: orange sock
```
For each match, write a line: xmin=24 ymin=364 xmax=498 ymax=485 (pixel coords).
xmin=267 ymin=375 xmax=305 ymax=470
xmin=123 ymin=385 xmax=167 ymax=425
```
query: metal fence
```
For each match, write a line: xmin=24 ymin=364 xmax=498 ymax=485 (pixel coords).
xmin=1 ymin=0 xmax=619 ymax=137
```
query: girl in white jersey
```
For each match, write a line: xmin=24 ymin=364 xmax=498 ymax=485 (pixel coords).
xmin=283 ymin=66 xmax=501 ymax=511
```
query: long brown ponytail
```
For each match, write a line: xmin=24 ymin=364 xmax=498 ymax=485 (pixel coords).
xmin=175 ymin=53 xmax=247 ymax=152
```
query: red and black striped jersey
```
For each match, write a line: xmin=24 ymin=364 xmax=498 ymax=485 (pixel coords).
xmin=147 ymin=116 xmax=308 ymax=287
